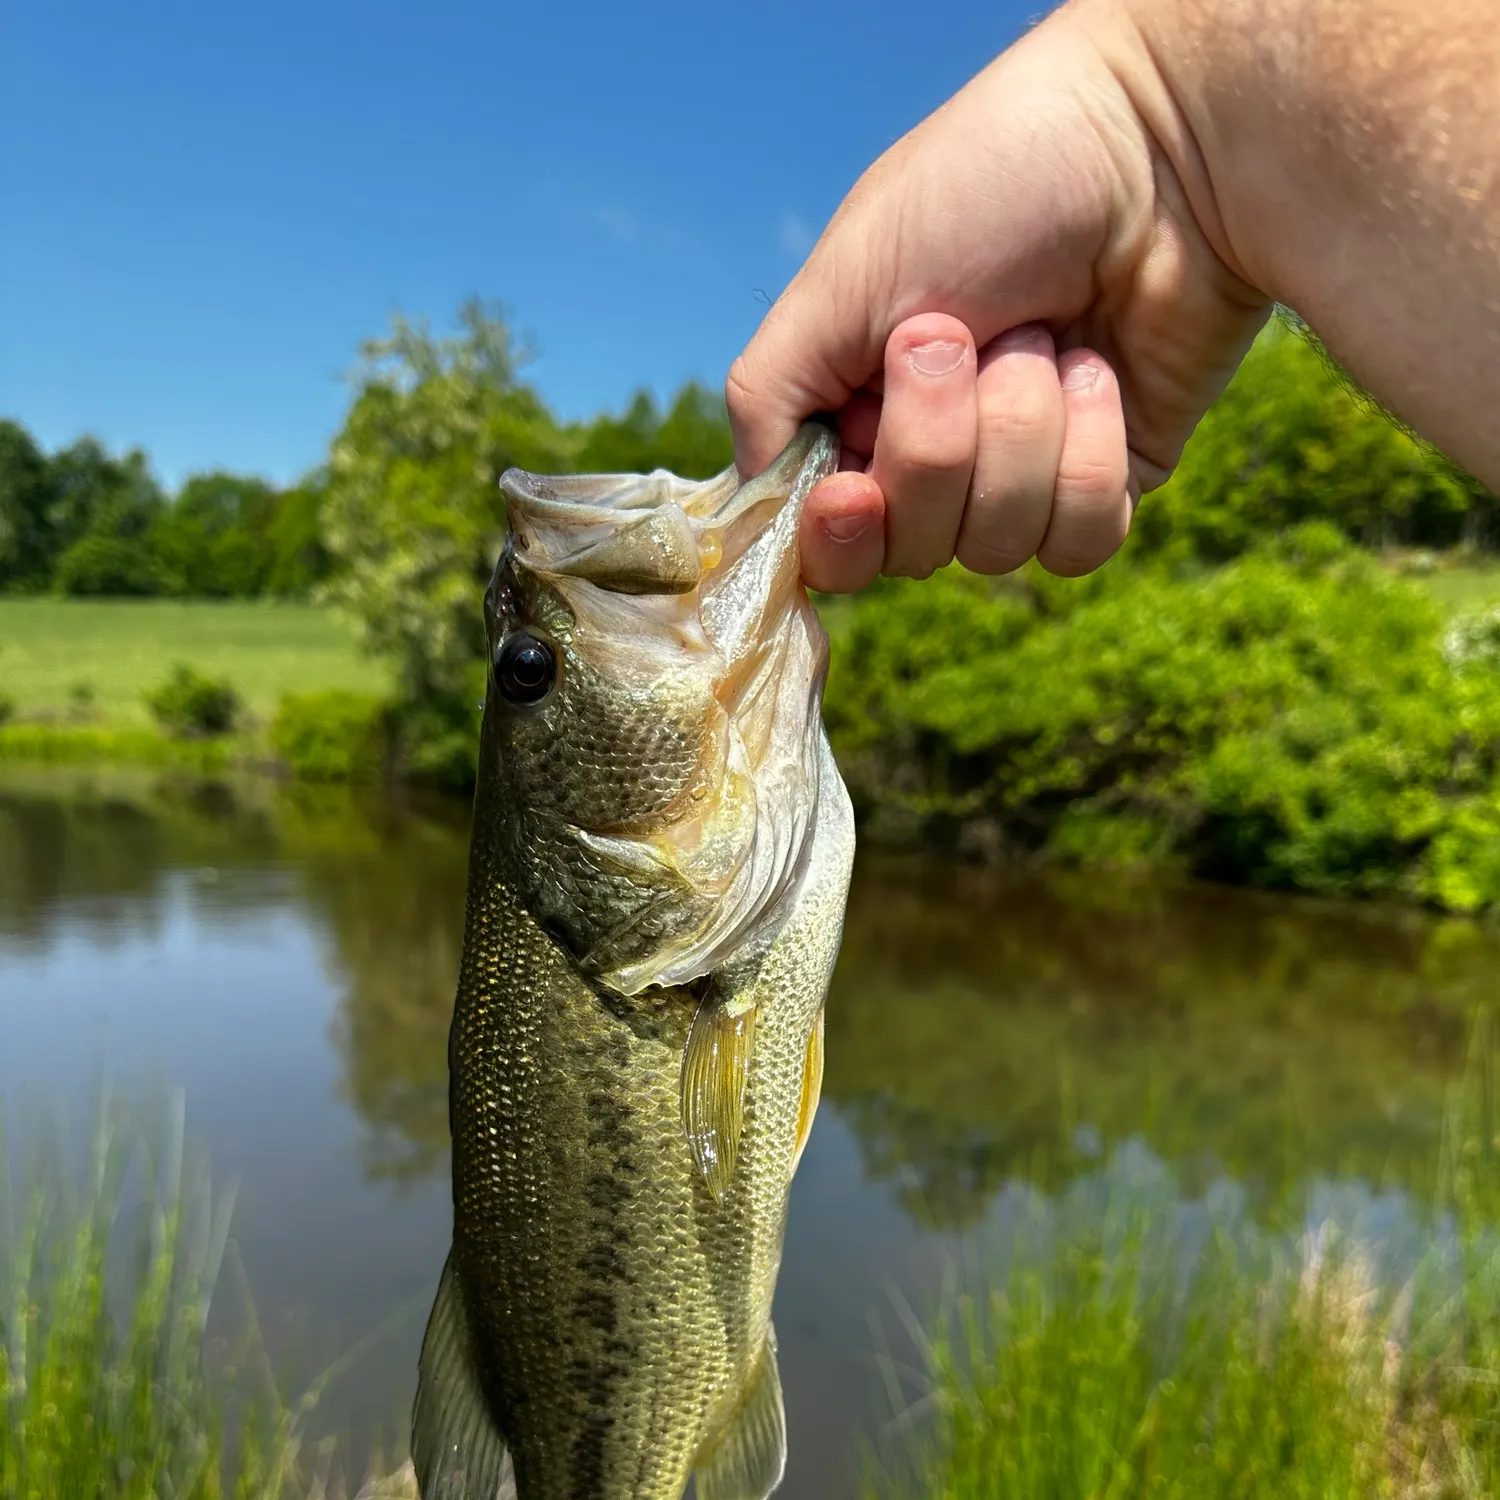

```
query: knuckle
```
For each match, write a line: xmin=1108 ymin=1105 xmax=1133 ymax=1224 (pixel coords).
xmin=979 ymin=389 xmax=1061 ymax=448
xmin=882 ymin=430 xmax=974 ymax=481
xmin=1055 ymin=457 xmax=1128 ymax=506
xmin=724 ymin=358 xmax=758 ymax=422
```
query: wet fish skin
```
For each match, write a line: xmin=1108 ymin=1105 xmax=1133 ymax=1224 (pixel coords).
xmin=413 ymin=425 xmax=855 ymax=1500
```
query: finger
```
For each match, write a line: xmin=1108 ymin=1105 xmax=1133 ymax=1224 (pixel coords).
xmin=954 ymin=325 xmax=1066 ymax=575
xmin=1036 ymin=350 xmax=1133 ymax=577
xmin=800 ymin=471 xmax=886 ymax=593
xmin=871 ymin=314 xmax=978 ymax=580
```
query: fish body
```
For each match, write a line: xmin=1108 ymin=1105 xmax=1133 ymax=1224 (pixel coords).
xmin=413 ymin=425 xmax=855 ymax=1500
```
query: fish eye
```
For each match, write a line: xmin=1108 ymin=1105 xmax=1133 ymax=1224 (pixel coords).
xmin=494 ymin=631 xmax=557 ymax=706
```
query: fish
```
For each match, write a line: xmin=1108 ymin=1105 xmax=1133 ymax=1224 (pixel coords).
xmin=411 ymin=421 xmax=856 ymax=1500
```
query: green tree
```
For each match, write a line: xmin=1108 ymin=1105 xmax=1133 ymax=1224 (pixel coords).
xmin=263 ymin=470 xmax=334 ymax=597
xmin=150 ymin=470 xmax=279 ymax=596
xmin=321 ymin=300 xmax=571 ymax=781
xmin=0 ymin=419 xmax=60 ymax=589
xmin=1136 ymin=316 xmax=1494 ymax=561
xmin=47 ymin=437 xmax=172 ymax=596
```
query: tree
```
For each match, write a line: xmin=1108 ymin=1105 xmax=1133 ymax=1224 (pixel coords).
xmin=151 ymin=471 xmax=279 ymax=596
xmin=321 ymin=300 xmax=571 ymax=781
xmin=1134 ymin=315 xmax=1494 ymax=562
xmin=0 ymin=419 xmax=60 ymax=589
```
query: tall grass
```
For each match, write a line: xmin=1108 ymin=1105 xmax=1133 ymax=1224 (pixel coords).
xmin=874 ymin=1014 xmax=1500 ymax=1499
xmin=0 ymin=1094 xmax=410 ymax=1500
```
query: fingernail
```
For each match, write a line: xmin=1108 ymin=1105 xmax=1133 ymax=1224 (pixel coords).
xmin=906 ymin=339 xmax=966 ymax=377
xmin=820 ymin=511 xmax=874 ymax=542
xmin=1061 ymin=360 xmax=1102 ymax=394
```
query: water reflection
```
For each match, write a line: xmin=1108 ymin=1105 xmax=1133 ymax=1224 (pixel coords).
xmin=0 ymin=767 xmax=1493 ymax=1492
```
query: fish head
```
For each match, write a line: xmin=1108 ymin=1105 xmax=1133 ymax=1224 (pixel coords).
xmin=482 ymin=421 xmax=839 ymax=995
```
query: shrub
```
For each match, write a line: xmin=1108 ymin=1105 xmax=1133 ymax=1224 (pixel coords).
xmin=144 ymin=664 xmax=241 ymax=738
xmin=270 ymin=689 xmax=392 ymax=781
xmin=823 ymin=526 xmax=1500 ymax=911
xmin=0 ymin=692 xmax=13 ymax=728
xmin=53 ymin=534 xmax=174 ymax=596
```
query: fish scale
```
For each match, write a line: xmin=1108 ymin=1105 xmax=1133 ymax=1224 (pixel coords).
xmin=413 ymin=425 xmax=854 ymax=1500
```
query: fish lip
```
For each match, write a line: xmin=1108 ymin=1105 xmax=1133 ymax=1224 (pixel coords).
xmin=497 ymin=420 xmax=839 ymax=591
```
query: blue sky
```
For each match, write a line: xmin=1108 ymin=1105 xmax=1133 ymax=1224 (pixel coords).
xmin=1 ymin=0 xmax=1044 ymax=490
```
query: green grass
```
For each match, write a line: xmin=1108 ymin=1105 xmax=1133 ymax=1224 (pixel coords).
xmin=0 ymin=599 xmax=390 ymax=727
xmin=0 ymin=1097 xmax=416 ymax=1500
xmin=872 ymin=1015 xmax=1500 ymax=1499
xmin=1415 ymin=560 xmax=1500 ymax=617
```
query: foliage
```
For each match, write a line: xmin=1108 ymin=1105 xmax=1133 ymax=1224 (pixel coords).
xmin=825 ymin=526 xmax=1500 ymax=911
xmin=0 ymin=420 xmax=59 ymax=590
xmin=271 ymin=690 xmax=392 ymax=782
xmin=54 ymin=533 xmax=175 ymax=597
xmin=144 ymin=665 xmax=242 ymax=738
xmin=0 ymin=722 xmax=238 ymax=772
xmin=0 ymin=693 xmax=12 ymax=728
xmin=149 ymin=471 xmax=279 ymax=597
xmin=1138 ymin=314 xmax=1495 ymax=561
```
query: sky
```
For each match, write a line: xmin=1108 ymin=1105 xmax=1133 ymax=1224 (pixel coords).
xmin=1 ymin=0 xmax=1046 ymax=490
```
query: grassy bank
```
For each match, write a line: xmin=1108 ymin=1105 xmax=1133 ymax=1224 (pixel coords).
xmin=0 ymin=599 xmax=388 ymax=727
xmin=873 ymin=1018 xmax=1500 ymax=1499
xmin=0 ymin=1098 xmax=414 ymax=1499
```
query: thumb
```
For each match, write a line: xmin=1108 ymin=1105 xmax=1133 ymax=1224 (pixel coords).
xmin=725 ymin=227 xmax=886 ymax=478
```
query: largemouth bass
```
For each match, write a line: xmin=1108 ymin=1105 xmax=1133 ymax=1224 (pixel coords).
xmin=412 ymin=422 xmax=856 ymax=1500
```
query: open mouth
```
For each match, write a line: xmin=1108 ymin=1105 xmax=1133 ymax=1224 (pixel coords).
xmin=499 ymin=421 xmax=838 ymax=601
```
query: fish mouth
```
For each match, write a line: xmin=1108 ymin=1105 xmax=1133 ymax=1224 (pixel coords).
xmin=499 ymin=421 xmax=838 ymax=600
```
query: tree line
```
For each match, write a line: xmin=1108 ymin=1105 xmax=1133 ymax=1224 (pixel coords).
xmin=0 ymin=299 xmax=735 ymax=604
xmin=2 ymin=300 xmax=1492 ymax=620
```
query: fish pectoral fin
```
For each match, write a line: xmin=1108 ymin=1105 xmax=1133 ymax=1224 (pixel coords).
xmin=694 ymin=1331 xmax=788 ymax=1500
xmin=681 ymin=994 xmax=758 ymax=1202
xmin=412 ymin=1253 xmax=514 ymax=1500
xmin=791 ymin=1009 xmax=825 ymax=1176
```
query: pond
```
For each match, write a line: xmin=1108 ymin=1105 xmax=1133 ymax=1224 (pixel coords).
xmin=1 ymin=765 xmax=1494 ymax=1496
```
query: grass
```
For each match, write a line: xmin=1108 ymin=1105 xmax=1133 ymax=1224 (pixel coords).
xmin=0 ymin=599 xmax=390 ymax=728
xmin=1403 ymin=556 xmax=1500 ymax=616
xmin=0 ymin=1095 xmax=415 ymax=1500
xmin=871 ymin=1014 xmax=1500 ymax=1499
xmin=1419 ymin=564 xmax=1500 ymax=616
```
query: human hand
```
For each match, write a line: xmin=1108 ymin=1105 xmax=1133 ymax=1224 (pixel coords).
xmin=727 ymin=0 xmax=1270 ymax=591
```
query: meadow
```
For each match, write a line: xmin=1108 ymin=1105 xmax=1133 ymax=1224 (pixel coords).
xmin=0 ymin=598 xmax=389 ymax=726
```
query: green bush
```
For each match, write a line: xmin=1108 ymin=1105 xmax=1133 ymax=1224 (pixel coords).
xmin=53 ymin=534 xmax=174 ymax=596
xmin=270 ymin=689 xmax=391 ymax=781
xmin=824 ymin=526 xmax=1500 ymax=911
xmin=0 ymin=692 xmax=13 ymax=728
xmin=144 ymin=664 xmax=241 ymax=738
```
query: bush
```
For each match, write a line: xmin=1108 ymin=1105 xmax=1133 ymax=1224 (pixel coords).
xmin=53 ymin=534 xmax=174 ymax=596
xmin=823 ymin=526 xmax=1500 ymax=911
xmin=144 ymin=664 xmax=241 ymax=738
xmin=270 ymin=689 xmax=392 ymax=781
xmin=0 ymin=692 xmax=13 ymax=727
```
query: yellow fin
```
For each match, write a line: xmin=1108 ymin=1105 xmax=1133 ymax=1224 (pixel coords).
xmin=681 ymin=995 xmax=758 ymax=1201
xmin=694 ymin=1332 xmax=787 ymax=1500
xmin=791 ymin=1011 xmax=825 ymax=1176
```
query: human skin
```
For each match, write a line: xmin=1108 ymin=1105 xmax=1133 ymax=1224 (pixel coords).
xmin=726 ymin=0 xmax=1500 ymax=592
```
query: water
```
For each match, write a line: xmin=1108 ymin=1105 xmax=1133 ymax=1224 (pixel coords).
xmin=1 ymin=765 xmax=1494 ymax=1495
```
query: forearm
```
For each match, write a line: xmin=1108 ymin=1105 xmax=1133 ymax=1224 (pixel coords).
xmin=1108 ymin=0 xmax=1500 ymax=486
